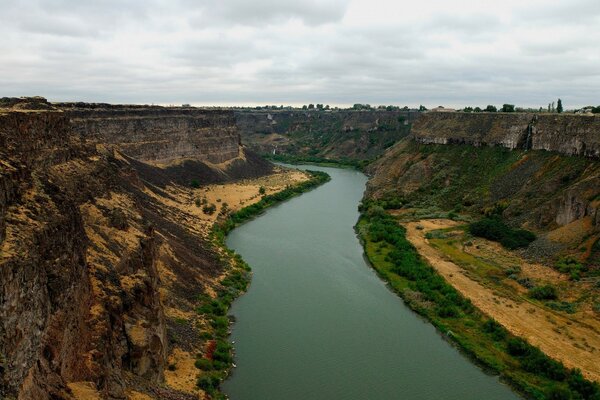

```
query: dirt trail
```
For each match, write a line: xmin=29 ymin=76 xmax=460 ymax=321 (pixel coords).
xmin=405 ymin=219 xmax=600 ymax=382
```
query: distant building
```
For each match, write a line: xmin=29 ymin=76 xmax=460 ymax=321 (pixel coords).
xmin=429 ymin=106 xmax=456 ymax=112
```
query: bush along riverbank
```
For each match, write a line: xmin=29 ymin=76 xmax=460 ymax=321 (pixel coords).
xmin=265 ymin=153 xmax=371 ymax=171
xmin=357 ymin=201 xmax=600 ymax=400
xmin=194 ymin=169 xmax=331 ymax=399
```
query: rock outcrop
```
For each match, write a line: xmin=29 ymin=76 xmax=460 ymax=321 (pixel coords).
xmin=412 ymin=112 xmax=600 ymax=158
xmin=235 ymin=109 xmax=418 ymax=160
xmin=65 ymin=106 xmax=240 ymax=164
xmin=0 ymin=102 xmax=272 ymax=399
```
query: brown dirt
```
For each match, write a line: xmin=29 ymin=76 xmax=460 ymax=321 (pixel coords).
xmin=405 ymin=219 xmax=600 ymax=382
xmin=67 ymin=382 xmax=102 ymax=400
xmin=164 ymin=349 xmax=202 ymax=398
xmin=153 ymin=166 xmax=309 ymax=395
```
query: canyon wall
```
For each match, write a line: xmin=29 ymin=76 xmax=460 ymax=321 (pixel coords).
xmin=235 ymin=109 xmax=419 ymax=160
xmin=0 ymin=103 xmax=272 ymax=399
xmin=367 ymin=112 xmax=600 ymax=262
xmin=65 ymin=106 xmax=241 ymax=164
xmin=412 ymin=112 xmax=600 ymax=158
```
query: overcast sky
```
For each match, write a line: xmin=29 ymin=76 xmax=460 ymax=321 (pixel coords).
xmin=1 ymin=0 xmax=599 ymax=108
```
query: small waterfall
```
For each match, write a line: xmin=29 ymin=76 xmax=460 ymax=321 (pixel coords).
xmin=524 ymin=115 xmax=537 ymax=151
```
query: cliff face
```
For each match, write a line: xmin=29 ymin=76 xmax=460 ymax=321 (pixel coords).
xmin=412 ymin=112 xmax=600 ymax=158
xmin=0 ymin=105 xmax=272 ymax=399
xmin=235 ymin=109 xmax=418 ymax=161
xmin=367 ymin=113 xmax=600 ymax=263
xmin=67 ymin=107 xmax=241 ymax=164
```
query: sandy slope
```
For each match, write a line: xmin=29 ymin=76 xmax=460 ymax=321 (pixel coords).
xmin=405 ymin=219 xmax=600 ymax=382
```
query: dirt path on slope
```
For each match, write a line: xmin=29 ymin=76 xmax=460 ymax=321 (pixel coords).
xmin=405 ymin=219 xmax=600 ymax=382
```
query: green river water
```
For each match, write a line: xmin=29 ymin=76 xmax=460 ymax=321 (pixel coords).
xmin=222 ymin=165 xmax=520 ymax=400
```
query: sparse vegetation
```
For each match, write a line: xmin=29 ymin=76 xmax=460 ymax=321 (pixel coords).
xmin=108 ymin=208 xmax=128 ymax=230
xmin=528 ymin=285 xmax=558 ymax=300
xmin=202 ymin=203 xmax=217 ymax=215
xmin=358 ymin=200 xmax=600 ymax=400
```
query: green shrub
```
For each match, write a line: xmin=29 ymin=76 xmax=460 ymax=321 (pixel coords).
xmin=529 ymin=285 xmax=558 ymax=300
xmin=195 ymin=358 xmax=213 ymax=371
xmin=468 ymin=218 xmax=535 ymax=249
xmin=482 ymin=319 xmax=507 ymax=341
xmin=203 ymin=204 xmax=217 ymax=215
xmin=190 ymin=179 xmax=201 ymax=188
xmin=546 ymin=385 xmax=573 ymax=400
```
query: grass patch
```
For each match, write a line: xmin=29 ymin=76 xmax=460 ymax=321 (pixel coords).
xmin=358 ymin=201 xmax=599 ymax=400
xmin=469 ymin=217 xmax=536 ymax=249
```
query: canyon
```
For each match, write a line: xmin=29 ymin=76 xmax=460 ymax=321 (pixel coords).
xmin=1 ymin=97 xmax=599 ymax=399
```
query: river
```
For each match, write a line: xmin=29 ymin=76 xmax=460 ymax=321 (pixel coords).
xmin=222 ymin=165 xmax=519 ymax=400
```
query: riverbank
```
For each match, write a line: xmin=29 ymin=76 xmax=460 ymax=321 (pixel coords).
xmin=357 ymin=204 xmax=600 ymax=400
xmin=193 ymin=169 xmax=331 ymax=399
xmin=265 ymin=153 xmax=370 ymax=170
xmin=404 ymin=219 xmax=600 ymax=383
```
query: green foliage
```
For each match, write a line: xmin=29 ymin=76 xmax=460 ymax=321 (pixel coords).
xmin=485 ymin=105 xmax=498 ymax=112
xmin=546 ymin=301 xmax=577 ymax=314
xmin=214 ymin=170 xmax=330 ymax=238
xmin=557 ymin=99 xmax=563 ymax=113
xmin=364 ymin=209 xmax=473 ymax=316
xmin=482 ymin=318 xmax=507 ymax=341
xmin=202 ymin=203 xmax=217 ymax=215
xmin=556 ymin=257 xmax=586 ymax=280
xmin=468 ymin=218 xmax=536 ymax=249
xmin=195 ymin=358 xmax=213 ymax=370
xmin=547 ymin=385 xmax=573 ymax=400
xmin=501 ymin=104 xmax=516 ymax=112
xmin=258 ymin=186 xmax=266 ymax=195
xmin=359 ymin=200 xmax=599 ymax=400
xmin=528 ymin=285 xmax=558 ymax=300
xmin=190 ymin=179 xmax=201 ymax=188
xmin=266 ymin=153 xmax=369 ymax=170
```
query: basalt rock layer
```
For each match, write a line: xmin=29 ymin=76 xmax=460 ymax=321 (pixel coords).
xmin=412 ymin=112 xmax=600 ymax=158
xmin=235 ymin=109 xmax=419 ymax=161
xmin=0 ymin=103 xmax=271 ymax=399
xmin=367 ymin=112 xmax=600 ymax=264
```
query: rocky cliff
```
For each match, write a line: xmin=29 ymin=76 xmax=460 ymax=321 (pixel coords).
xmin=412 ymin=112 xmax=600 ymax=158
xmin=367 ymin=112 xmax=600 ymax=264
xmin=65 ymin=106 xmax=240 ymax=164
xmin=235 ymin=109 xmax=418 ymax=161
xmin=0 ymin=101 xmax=273 ymax=399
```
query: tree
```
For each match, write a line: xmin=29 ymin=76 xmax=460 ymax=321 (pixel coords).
xmin=485 ymin=105 xmax=497 ymax=112
xmin=592 ymin=106 xmax=600 ymax=114
xmin=419 ymin=105 xmax=428 ymax=111
xmin=308 ymin=104 xmax=315 ymax=109
xmin=463 ymin=106 xmax=474 ymax=112
xmin=316 ymin=103 xmax=324 ymax=110
xmin=501 ymin=104 xmax=515 ymax=112
xmin=557 ymin=98 xmax=563 ymax=113
xmin=474 ymin=107 xmax=482 ymax=112
xmin=302 ymin=105 xmax=308 ymax=110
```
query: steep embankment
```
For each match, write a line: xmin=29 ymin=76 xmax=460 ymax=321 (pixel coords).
xmin=368 ymin=113 xmax=600 ymax=261
xmin=62 ymin=103 xmax=273 ymax=183
xmin=411 ymin=112 xmax=600 ymax=157
xmin=0 ymin=101 xmax=279 ymax=400
xmin=362 ymin=112 xmax=600 ymax=396
xmin=235 ymin=109 xmax=418 ymax=162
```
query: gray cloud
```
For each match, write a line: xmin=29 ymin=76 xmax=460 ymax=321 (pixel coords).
xmin=0 ymin=0 xmax=598 ymax=108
